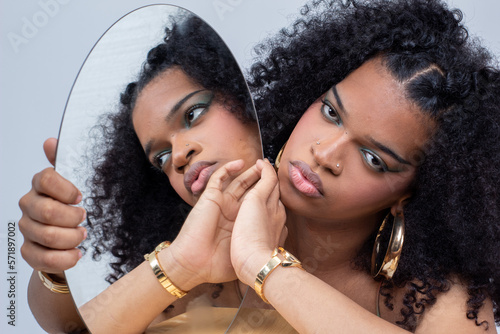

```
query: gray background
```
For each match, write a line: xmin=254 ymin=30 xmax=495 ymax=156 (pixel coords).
xmin=1 ymin=0 xmax=499 ymax=333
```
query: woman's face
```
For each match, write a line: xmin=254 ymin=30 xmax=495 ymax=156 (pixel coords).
xmin=278 ymin=57 xmax=435 ymax=222
xmin=132 ymin=67 xmax=261 ymax=206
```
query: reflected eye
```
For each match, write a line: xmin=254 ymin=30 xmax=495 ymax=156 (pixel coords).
xmin=320 ymin=99 xmax=342 ymax=125
xmin=185 ymin=104 xmax=209 ymax=127
xmin=360 ymin=149 xmax=388 ymax=173
xmin=154 ymin=150 xmax=171 ymax=169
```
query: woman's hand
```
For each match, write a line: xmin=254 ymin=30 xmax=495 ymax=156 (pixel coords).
xmin=161 ymin=159 xmax=261 ymax=290
xmin=230 ymin=159 xmax=287 ymax=286
xmin=18 ymin=138 xmax=87 ymax=275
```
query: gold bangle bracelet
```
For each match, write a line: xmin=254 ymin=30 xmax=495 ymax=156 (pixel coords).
xmin=38 ymin=271 xmax=69 ymax=294
xmin=255 ymin=247 xmax=304 ymax=304
xmin=144 ymin=241 xmax=188 ymax=299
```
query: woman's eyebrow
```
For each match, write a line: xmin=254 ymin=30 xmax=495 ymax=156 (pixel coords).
xmin=165 ymin=89 xmax=207 ymax=122
xmin=144 ymin=140 xmax=155 ymax=161
xmin=369 ymin=137 xmax=411 ymax=165
xmin=331 ymin=86 xmax=346 ymax=115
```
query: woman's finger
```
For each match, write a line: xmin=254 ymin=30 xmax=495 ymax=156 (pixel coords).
xmin=21 ymin=241 xmax=82 ymax=273
xmin=203 ymin=159 xmax=245 ymax=193
xmin=223 ymin=162 xmax=261 ymax=202
xmin=251 ymin=159 xmax=279 ymax=201
xmin=19 ymin=193 xmax=86 ymax=228
xmin=265 ymin=163 xmax=282 ymax=207
xmin=184 ymin=160 xmax=246 ymax=231
xmin=43 ymin=138 xmax=58 ymax=166
xmin=267 ymin=181 xmax=281 ymax=209
xmin=19 ymin=217 xmax=86 ymax=250
xmin=31 ymin=168 xmax=82 ymax=205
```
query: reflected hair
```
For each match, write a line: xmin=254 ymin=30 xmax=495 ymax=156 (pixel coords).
xmin=83 ymin=13 xmax=255 ymax=283
xmin=250 ymin=0 xmax=500 ymax=331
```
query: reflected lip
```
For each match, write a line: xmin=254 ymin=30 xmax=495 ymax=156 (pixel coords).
xmin=184 ymin=161 xmax=217 ymax=196
xmin=288 ymin=160 xmax=324 ymax=197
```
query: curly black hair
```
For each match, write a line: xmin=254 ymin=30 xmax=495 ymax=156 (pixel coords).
xmin=249 ymin=0 xmax=500 ymax=331
xmin=83 ymin=12 xmax=256 ymax=283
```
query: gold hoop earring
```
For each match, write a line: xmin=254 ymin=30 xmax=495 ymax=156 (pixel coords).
xmin=274 ymin=141 xmax=287 ymax=172
xmin=371 ymin=212 xmax=405 ymax=280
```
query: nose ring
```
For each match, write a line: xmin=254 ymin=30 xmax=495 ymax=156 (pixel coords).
xmin=316 ymin=140 xmax=340 ymax=169
xmin=185 ymin=143 xmax=189 ymax=147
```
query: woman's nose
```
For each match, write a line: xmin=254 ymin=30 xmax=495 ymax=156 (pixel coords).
xmin=171 ymin=135 xmax=200 ymax=172
xmin=312 ymin=132 xmax=347 ymax=175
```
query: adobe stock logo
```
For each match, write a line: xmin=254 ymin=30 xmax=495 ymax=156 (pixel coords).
xmin=7 ymin=0 xmax=73 ymax=54
xmin=213 ymin=0 xmax=243 ymax=21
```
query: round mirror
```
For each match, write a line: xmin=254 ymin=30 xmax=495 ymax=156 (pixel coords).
xmin=55 ymin=4 xmax=262 ymax=332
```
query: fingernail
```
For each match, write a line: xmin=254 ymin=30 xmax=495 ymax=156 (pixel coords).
xmin=75 ymin=194 xmax=82 ymax=204
xmin=78 ymin=250 xmax=83 ymax=259
xmin=82 ymin=228 xmax=87 ymax=240
xmin=81 ymin=209 xmax=87 ymax=223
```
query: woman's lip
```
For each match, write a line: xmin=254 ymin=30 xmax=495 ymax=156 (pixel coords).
xmin=288 ymin=160 xmax=324 ymax=197
xmin=184 ymin=161 xmax=217 ymax=196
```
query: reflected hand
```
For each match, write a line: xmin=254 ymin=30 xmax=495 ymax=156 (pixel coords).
xmin=231 ymin=159 xmax=287 ymax=286
xmin=18 ymin=138 xmax=87 ymax=274
xmin=163 ymin=159 xmax=261 ymax=289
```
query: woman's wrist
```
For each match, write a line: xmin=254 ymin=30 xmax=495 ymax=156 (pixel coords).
xmin=155 ymin=244 xmax=204 ymax=292
xmin=236 ymin=250 xmax=275 ymax=287
xmin=43 ymin=271 xmax=66 ymax=282
xmin=235 ymin=246 xmax=305 ymax=305
xmin=38 ymin=271 xmax=69 ymax=294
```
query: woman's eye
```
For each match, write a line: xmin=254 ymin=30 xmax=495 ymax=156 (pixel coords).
xmin=154 ymin=150 xmax=171 ymax=169
xmin=320 ymin=100 xmax=342 ymax=125
xmin=360 ymin=149 xmax=388 ymax=173
xmin=185 ymin=104 xmax=209 ymax=127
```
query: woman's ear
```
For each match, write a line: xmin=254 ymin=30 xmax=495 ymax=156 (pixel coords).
xmin=390 ymin=194 xmax=411 ymax=217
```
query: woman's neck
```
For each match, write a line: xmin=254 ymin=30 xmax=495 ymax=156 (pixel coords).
xmin=284 ymin=210 xmax=382 ymax=279
xmin=283 ymin=210 xmax=391 ymax=316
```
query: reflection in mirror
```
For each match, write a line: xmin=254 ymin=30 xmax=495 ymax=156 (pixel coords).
xmin=55 ymin=4 xmax=262 ymax=332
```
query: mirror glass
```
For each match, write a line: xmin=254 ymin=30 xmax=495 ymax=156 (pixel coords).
xmin=55 ymin=4 xmax=262 ymax=332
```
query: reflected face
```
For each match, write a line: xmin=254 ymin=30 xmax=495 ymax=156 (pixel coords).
xmin=278 ymin=57 xmax=435 ymax=222
xmin=133 ymin=67 xmax=261 ymax=206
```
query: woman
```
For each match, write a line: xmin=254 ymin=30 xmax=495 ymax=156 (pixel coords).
xmin=229 ymin=0 xmax=499 ymax=332
xmin=84 ymin=12 xmax=260 ymax=284
xmin=20 ymin=0 xmax=500 ymax=333
xmin=19 ymin=13 xmax=261 ymax=333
